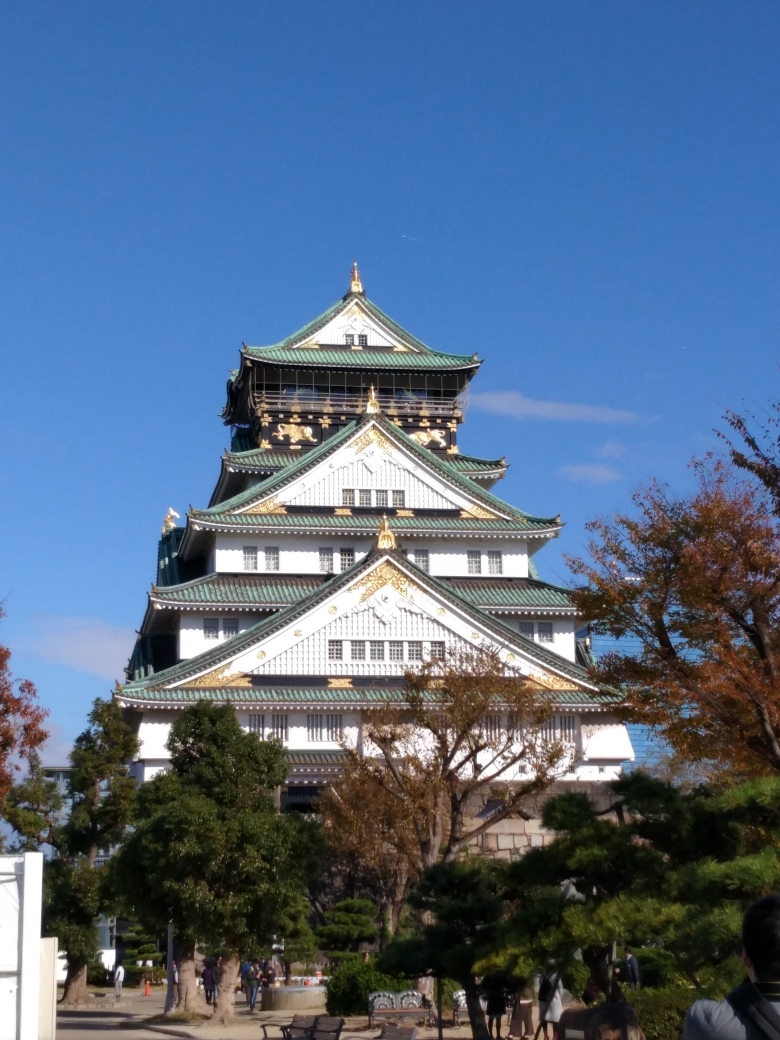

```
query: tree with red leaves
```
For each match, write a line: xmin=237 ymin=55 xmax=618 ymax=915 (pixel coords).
xmin=0 ymin=605 xmax=48 ymax=804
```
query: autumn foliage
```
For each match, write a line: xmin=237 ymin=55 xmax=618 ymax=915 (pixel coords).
xmin=0 ymin=605 xmax=48 ymax=802
xmin=569 ymin=459 xmax=780 ymax=777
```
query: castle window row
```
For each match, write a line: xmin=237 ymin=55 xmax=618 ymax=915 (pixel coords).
xmin=344 ymin=333 xmax=368 ymax=347
xmin=328 ymin=639 xmax=445 ymax=662
xmin=342 ymin=489 xmax=405 ymax=509
xmin=204 ymin=617 xmax=239 ymax=639
xmin=518 ymin=621 xmax=554 ymax=643
xmin=247 ymin=712 xmax=342 ymax=744
xmin=243 ymin=546 xmax=280 ymax=572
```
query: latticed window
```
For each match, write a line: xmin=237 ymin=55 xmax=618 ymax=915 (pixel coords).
xmin=537 ymin=622 xmax=553 ymax=643
xmin=414 ymin=549 xmax=429 ymax=572
xmin=265 ymin=547 xmax=279 ymax=572
xmin=326 ymin=714 xmax=343 ymax=740
xmin=488 ymin=550 xmax=502 ymax=575
xmin=351 ymin=641 xmax=366 ymax=661
xmin=430 ymin=641 xmax=445 ymax=660
xmin=344 ymin=334 xmax=354 ymax=346
xmin=243 ymin=545 xmax=258 ymax=571
xmin=376 ymin=490 xmax=388 ymax=508
xmin=340 ymin=548 xmax=355 ymax=570
xmin=328 ymin=640 xmax=343 ymax=661
xmin=307 ymin=714 xmax=324 ymax=742
xmin=408 ymin=641 xmax=423 ymax=661
xmin=542 ymin=715 xmax=577 ymax=744
xmin=389 ymin=641 xmax=404 ymax=662
xmin=467 ymin=550 xmax=482 ymax=574
xmin=370 ymin=640 xmax=385 ymax=661
xmin=392 ymin=490 xmax=405 ymax=507
xmin=203 ymin=618 xmax=219 ymax=640
xmin=358 ymin=334 xmax=368 ymax=346
xmin=342 ymin=489 xmax=355 ymax=507
xmin=248 ymin=713 xmax=264 ymax=735
xmin=223 ymin=618 xmax=239 ymax=638
xmin=518 ymin=621 xmax=535 ymax=640
xmin=271 ymin=714 xmax=288 ymax=742
xmin=359 ymin=489 xmax=371 ymax=507
xmin=319 ymin=548 xmax=334 ymax=573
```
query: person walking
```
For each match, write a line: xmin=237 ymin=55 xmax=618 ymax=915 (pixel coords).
xmin=213 ymin=956 xmax=222 ymax=1003
xmin=202 ymin=963 xmax=215 ymax=1005
xmin=113 ymin=962 xmax=125 ymax=1003
xmin=485 ymin=978 xmax=507 ymax=1040
xmin=245 ymin=961 xmax=259 ymax=1011
xmin=685 ymin=894 xmax=780 ymax=1040
xmin=508 ymin=981 xmax=535 ymax=1040
xmin=624 ymin=948 xmax=640 ymax=990
xmin=538 ymin=972 xmax=563 ymax=1040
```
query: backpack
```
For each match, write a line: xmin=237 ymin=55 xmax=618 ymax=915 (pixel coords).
xmin=728 ymin=982 xmax=780 ymax=1040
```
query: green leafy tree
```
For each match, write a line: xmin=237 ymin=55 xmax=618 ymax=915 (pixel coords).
xmin=112 ymin=702 xmax=322 ymax=1023
xmin=279 ymin=892 xmax=319 ymax=982
xmin=122 ymin=923 xmax=164 ymax=984
xmin=316 ymin=898 xmax=379 ymax=961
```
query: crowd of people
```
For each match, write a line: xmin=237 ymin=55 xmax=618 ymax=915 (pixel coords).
xmin=199 ymin=955 xmax=279 ymax=1008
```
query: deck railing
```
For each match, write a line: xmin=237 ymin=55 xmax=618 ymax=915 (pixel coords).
xmin=251 ymin=390 xmax=466 ymax=418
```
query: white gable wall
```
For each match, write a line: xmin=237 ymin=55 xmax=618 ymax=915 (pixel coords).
xmin=303 ymin=304 xmax=404 ymax=350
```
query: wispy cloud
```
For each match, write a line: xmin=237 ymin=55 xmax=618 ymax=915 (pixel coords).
xmin=20 ymin=615 xmax=135 ymax=681
xmin=558 ymin=463 xmax=622 ymax=486
xmin=470 ymin=391 xmax=646 ymax=424
xmin=596 ymin=440 xmax=628 ymax=459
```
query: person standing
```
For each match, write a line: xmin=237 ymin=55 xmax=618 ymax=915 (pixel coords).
xmin=538 ymin=973 xmax=563 ymax=1040
xmin=114 ymin=962 xmax=125 ymax=1003
xmin=624 ymin=948 xmax=640 ymax=990
xmin=508 ymin=981 xmax=535 ymax=1040
xmin=245 ymin=961 xmax=259 ymax=1011
xmin=485 ymin=979 xmax=507 ymax=1040
xmin=202 ymin=963 xmax=214 ymax=1005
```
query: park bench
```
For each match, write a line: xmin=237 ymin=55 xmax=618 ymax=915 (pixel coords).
xmin=368 ymin=991 xmax=434 ymax=1029
xmin=309 ymin=1017 xmax=345 ymax=1040
xmin=376 ymin=1023 xmax=418 ymax=1040
xmin=263 ymin=1016 xmax=317 ymax=1040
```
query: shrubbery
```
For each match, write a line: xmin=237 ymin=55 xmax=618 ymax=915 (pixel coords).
xmin=325 ymin=957 xmax=411 ymax=1016
xmin=629 ymin=987 xmax=697 ymax=1040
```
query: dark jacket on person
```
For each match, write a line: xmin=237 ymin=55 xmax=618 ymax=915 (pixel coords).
xmin=625 ymin=954 xmax=640 ymax=986
xmin=684 ymin=982 xmax=780 ymax=1040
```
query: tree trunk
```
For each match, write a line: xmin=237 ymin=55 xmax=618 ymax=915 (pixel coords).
xmin=213 ymin=955 xmax=241 ymax=1025
xmin=582 ymin=944 xmax=624 ymax=1003
xmin=60 ymin=962 xmax=90 ymax=1006
xmin=465 ymin=980 xmax=490 ymax=1040
xmin=177 ymin=946 xmax=211 ymax=1015
xmin=284 ymin=959 xmax=293 ymax=985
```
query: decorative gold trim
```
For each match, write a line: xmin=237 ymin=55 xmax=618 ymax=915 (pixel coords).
xmin=396 ymin=508 xmax=414 ymax=517
xmin=328 ymin=605 xmax=338 ymax=614
xmin=353 ymin=559 xmax=423 ymax=603
xmin=298 ymin=339 xmax=320 ymax=349
xmin=294 ymin=629 xmax=302 ymax=637
xmin=365 ymin=385 xmax=380 ymax=414
xmin=350 ymin=260 xmax=364 ymax=295
xmin=257 ymin=651 xmax=266 ymax=659
xmin=460 ymin=504 xmax=497 ymax=519
xmin=447 ymin=445 xmax=460 ymax=455
xmin=375 ymin=516 xmax=396 ymax=550
xmin=182 ymin=664 xmax=253 ymax=688
xmin=352 ymin=426 xmax=393 ymax=455
xmin=328 ymin=677 xmax=353 ymax=688
xmin=335 ymin=507 xmax=352 ymax=516
xmin=243 ymin=496 xmax=288 ymax=515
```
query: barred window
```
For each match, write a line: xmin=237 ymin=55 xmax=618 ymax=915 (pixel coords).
xmin=319 ymin=548 xmax=334 ymax=573
xmin=482 ymin=715 xmax=502 ymax=741
xmin=467 ymin=550 xmax=482 ymax=574
xmin=430 ymin=641 xmax=445 ymax=660
xmin=414 ymin=549 xmax=429 ymax=572
xmin=488 ymin=550 xmax=503 ymax=575
xmin=265 ymin=547 xmax=280 ymax=572
xmin=537 ymin=622 xmax=553 ymax=643
xmin=223 ymin=618 xmax=239 ymax=638
xmin=359 ymin=489 xmax=372 ymax=507
xmin=351 ymin=640 xmax=366 ymax=661
xmin=389 ymin=641 xmax=404 ymax=662
xmin=408 ymin=641 xmax=423 ymax=661
xmin=307 ymin=714 xmax=324 ymax=742
xmin=376 ymin=490 xmax=388 ymax=508
xmin=559 ymin=715 xmax=576 ymax=742
xmin=518 ymin=621 xmax=535 ymax=640
xmin=204 ymin=618 xmax=219 ymax=640
xmin=326 ymin=714 xmax=343 ymax=741
xmin=358 ymin=333 xmax=368 ymax=346
xmin=345 ymin=334 xmax=354 ymax=346
xmin=340 ymin=548 xmax=355 ymax=570
xmin=328 ymin=640 xmax=343 ymax=661
xmin=392 ymin=490 xmax=405 ymax=507
xmin=248 ymin=713 xmax=264 ymax=735
xmin=370 ymin=640 xmax=385 ymax=661
xmin=271 ymin=714 xmax=288 ymax=742
xmin=342 ymin=489 xmax=355 ymax=507
xmin=243 ymin=545 xmax=258 ymax=571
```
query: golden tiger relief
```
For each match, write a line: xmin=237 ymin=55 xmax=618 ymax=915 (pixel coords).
xmin=410 ymin=428 xmax=447 ymax=448
xmin=274 ymin=423 xmax=317 ymax=444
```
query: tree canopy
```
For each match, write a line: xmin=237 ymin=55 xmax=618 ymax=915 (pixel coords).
xmin=0 ymin=606 xmax=48 ymax=805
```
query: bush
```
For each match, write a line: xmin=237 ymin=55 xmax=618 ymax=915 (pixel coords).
xmin=629 ymin=987 xmax=697 ymax=1040
xmin=632 ymin=949 xmax=682 ymax=990
xmin=326 ymin=958 xmax=412 ymax=1016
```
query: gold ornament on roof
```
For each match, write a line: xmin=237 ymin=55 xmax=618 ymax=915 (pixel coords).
xmin=350 ymin=260 xmax=364 ymax=295
xmin=365 ymin=385 xmax=381 ymax=414
xmin=182 ymin=663 xmax=253 ymax=689
xmin=162 ymin=507 xmax=180 ymax=535
xmin=376 ymin=515 xmax=396 ymax=550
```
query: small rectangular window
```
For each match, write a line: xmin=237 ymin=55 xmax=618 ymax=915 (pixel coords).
xmin=326 ymin=714 xmax=343 ymax=741
xmin=376 ymin=490 xmax=388 ymax=508
xmin=328 ymin=640 xmax=343 ymax=661
xmin=518 ymin=621 xmax=535 ymax=640
xmin=359 ymin=489 xmax=372 ymax=507
xmin=408 ymin=641 xmax=423 ymax=661
xmin=243 ymin=545 xmax=258 ymax=571
xmin=392 ymin=490 xmax=405 ymax=508
xmin=204 ymin=618 xmax=219 ymax=640
xmin=414 ymin=549 xmax=429 ymax=572
xmin=342 ymin=489 xmax=355 ymax=507
xmin=559 ymin=715 xmax=576 ymax=743
xmin=389 ymin=641 xmax=404 ymax=662
xmin=482 ymin=715 xmax=502 ymax=741
xmin=271 ymin=714 xmax=288 ymax=742
xmin=340 ymin=548 xmax=355 ymax=570
xmin=488 ymin=550 xmax=503 ymax=575
xmin=430 ymin=641 xmax=445 ymax=660
xmin=344 ymin=334 xmax=354 ymax=346
xmin=223 ymin=618 xmax=239 ymax=638
xmin=537 ymin=622 xmax=553 ymax=643
xmin=370 ymin=640 xmax=385 ymax=661
xmin=351 ymin=640 xmax=366 ymax=661
xmin=357 ymin=334 xmax=368 ymax=346
xmin=248 ymin=713 xmax=264 ymax=735
xmin=467 ymin=550 xmax=482 ymax=575
xmin=265 ymin=547 xmax=280 ymax=572
xmin=307 ymin=714 xmax=324 ymax=742
xmin=319 ymin=548 xmax=334 ymax=573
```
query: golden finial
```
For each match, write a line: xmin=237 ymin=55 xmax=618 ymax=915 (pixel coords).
xmin=162 ymin=507 xmax=180 ymax=535
xmin=365 ymin=385 xmax=381 ymax=414
xmin=350 ymin=260 xmax=364 ymax=295
xmin=376 ymin=515 xmax=396 ymax=550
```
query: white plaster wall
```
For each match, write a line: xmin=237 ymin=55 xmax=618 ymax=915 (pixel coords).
xmin=499 ymin=617 xmax=577 ymax=662
xmin=179 ymin=611 xmax=260 ymax=660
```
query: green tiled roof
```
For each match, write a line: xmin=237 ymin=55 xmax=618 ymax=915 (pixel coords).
xmin=150 ymin=573 xmax=575 ymax=612
xmin=244 ymin=346 xmax=479 ymax=371
xmin=445 ymin=454 xmax=507 ymax=476
xmin=189 ymin=513 xmax=555 ymax=535
xmin=223 ymin=447 xmax=506 ymax=479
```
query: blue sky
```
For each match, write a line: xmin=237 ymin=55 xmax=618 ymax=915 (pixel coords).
xmin=1 ymin=1 xmax=779 ymax=758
